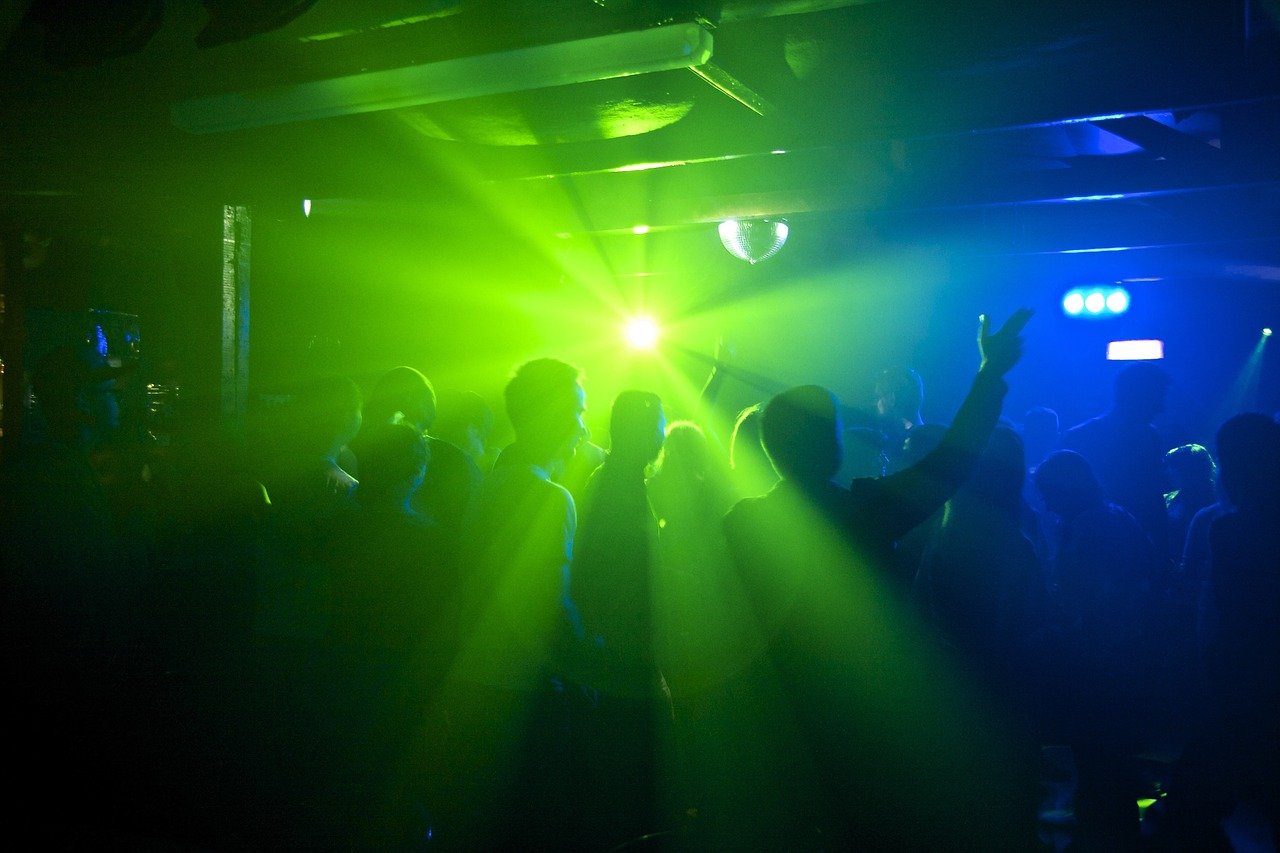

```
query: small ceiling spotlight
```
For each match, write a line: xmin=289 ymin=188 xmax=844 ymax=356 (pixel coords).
xmin=1263 ymin=327 xmax=1273 ymax=337
xmin=302 ymin=198 xmax=312 ymax=217
xmin=718 ymin=218 xmax=789 ymax=264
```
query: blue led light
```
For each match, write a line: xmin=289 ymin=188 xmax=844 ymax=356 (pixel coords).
xmin=1063 ymin=286 xmax=1131 ymax=319
xmin=1106 ymin=289 xmax=1130 ymax=314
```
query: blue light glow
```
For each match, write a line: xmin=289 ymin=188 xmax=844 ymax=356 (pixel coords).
xmin=1106 ymin=289 xmax=1130 ymax=314
xmin=1063 ymin=292 xmax=1085 ymax=315
xmin=1084 ymin=292 xmax=1106 ymax=314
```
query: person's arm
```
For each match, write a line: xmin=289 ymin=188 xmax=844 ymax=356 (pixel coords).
xmin=854 ymin=309 xmax=1033 ymax=544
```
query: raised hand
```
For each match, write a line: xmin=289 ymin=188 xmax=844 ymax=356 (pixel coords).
xmin=978 ymin=308 xmax=1034 ymax=378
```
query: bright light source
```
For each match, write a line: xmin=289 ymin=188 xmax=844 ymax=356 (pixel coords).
xmin=718 ymin=218 xmax=789 ymax=264
xmin=631 ymin=224 xmax=650 ymax=235
xmin=1107 ymin=339 xmax=1164 ymax=360
xmin=1264 ymin=327 xmax=1274 ymax=337
xmin=1084 ymin=292 xmax=1106 ymax=314
xmin=1105 ymin=289 xmax=1130 ymax=314
xmin=302 ymin=198 xmax=312 ymax=217
xmin=623 ymin=316 xmax=661 ymax=350
xmin=1063 ymin=292 xmax=1085 ymax=315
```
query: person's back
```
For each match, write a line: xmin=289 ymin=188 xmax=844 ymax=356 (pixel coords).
xmin=718 ymin=312 xmax=1036 ymax=849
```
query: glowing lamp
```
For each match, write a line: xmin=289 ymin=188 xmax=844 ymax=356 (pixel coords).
xmin=623 ymin=316 xmax=661 ymax=350
xmin=718 ymin=218 xmax=789 ymax=264
xmin=1264 ymin=328 xmax=1273 ymax=337
xmin=1063 ymin=286 xmax=1131 ymax=318
xmin=1107 ymin=340 xmax=1164 ymax=360
xmin=302 ymin=198 xmax=312 ymax=217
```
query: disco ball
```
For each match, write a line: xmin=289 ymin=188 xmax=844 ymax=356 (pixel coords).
xmin=718 ymin=218 xmax=789 ymax=264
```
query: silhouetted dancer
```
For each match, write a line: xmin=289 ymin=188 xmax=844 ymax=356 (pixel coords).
xmin=1034 ymin=449 xmax=1162 ymax=850
xmin=0 ymin=341 xmax=141 ymax=843
xmin=719 ymin=309 xmax=1036 ymax=850
xmin=347 ymin=365 xmax=480 ymax=570
xmin=1062 ymin=361 xmax=1172 ymax=561
xmin=570 ymin=390 xmax=670 ymax=846
xmin=434 ymin=358 xmax=588 ymax=848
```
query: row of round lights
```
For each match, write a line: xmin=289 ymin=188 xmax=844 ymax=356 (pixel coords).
xmin=1063 ymin=286 xmax=1130 ymax=317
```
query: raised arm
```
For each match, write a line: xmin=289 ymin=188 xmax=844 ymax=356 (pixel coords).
xmin=852 ymin=309 xmax=1034 ymax=544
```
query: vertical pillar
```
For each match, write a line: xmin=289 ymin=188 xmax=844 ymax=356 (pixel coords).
xmin=220 ymin=205 xmax=250 ymax=429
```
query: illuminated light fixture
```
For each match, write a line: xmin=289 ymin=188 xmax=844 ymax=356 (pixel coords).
xmin=631 ymin=225 xmax=651 ymax=235
xmin=302 ymin=198 xmax=312 ymax=217
xmin=172 ymin=21 xmax=715 ymax=134
xmin=1264 ymin=327 xmax=1274 ymax=337
xmin=1107 ymin=340 xmax=1164 ymax=360
xmin=622 ymin=316 xmax=661 ymax=351
xmin=718 ymin=218 xmax=789 ymax=264
xmin=1063 ymin=286 xmax=1131 ymax=318
xmin=1105 ymin=290 xmax=1130 ymax=313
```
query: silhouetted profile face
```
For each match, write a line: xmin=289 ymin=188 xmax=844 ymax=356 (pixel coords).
xmin=762 ymin=385 xmax=842 ymax=485
xmin=505 ymin=358 xmax=586 ymax=468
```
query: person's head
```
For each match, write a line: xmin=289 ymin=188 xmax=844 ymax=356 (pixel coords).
xmin=1034 ymin=449 xmax=1105 ymax=520
xmin=362 ymin=366 xmax=436 ymax=432
xmin=607 ymin=390 xmax=665 ymax=466
xmin=504 ymin=358 xmax=586 ymax=467
xmin=762 ymin=385 xmax=842 ymax=485
xmin=1164 ymin=443 xmax=1217 ymax=497
xmin=433 ymin=389 xmax=493 ymax=463
xmin=356 ymin=421 xmax=430 ymax=509
xmin=31 ymin=341 xmax=130 ymax=444
xmin=657 ymin=420 xmax=710 ymax=480
xmin=293 ymin=375 xmax=363 ymax=458
xmin=1215 ymin=413 xmax=1280 ymax=511
xmin=875 ymin=367 xmax=924 ymax=424
xmin=1113 ymin=362 xmax=1170 ymax=422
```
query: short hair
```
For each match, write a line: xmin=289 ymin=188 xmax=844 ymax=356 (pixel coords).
xmin=364 ymin=366 xmax=436 ymax=430
xmin=1215 ymin=413 xmax=1280 ymax=510
xmin=876 ymin=367 xmax=924 ymax=416
xmin=504 ymin=358 xmax=582 ymax=433
xmin=762 ymin=385 xmax=841 ymax=483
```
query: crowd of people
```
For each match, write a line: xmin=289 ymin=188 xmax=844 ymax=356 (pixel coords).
xmin=1 ymin=308 xmax=1278 ymax=850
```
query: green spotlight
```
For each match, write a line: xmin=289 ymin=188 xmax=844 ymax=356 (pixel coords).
xmin=1264 ymin=327 xmax=1273 ymax=337
xmin=623 ymin=315 xmax=661 ymax=350
xmin=302 ymin=198 xmax=312 ymax=217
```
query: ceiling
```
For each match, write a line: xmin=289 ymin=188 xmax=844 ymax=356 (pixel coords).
xmin=3 ymin=0 xmax=1280 ymax=279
